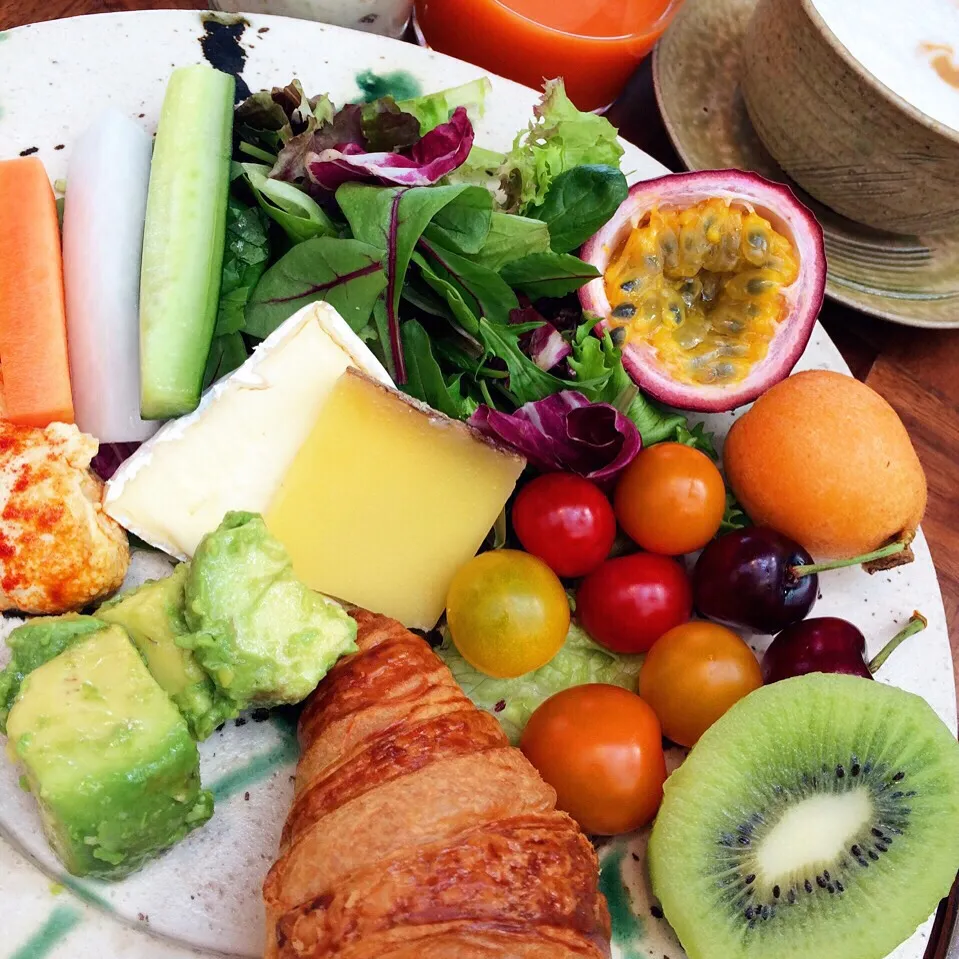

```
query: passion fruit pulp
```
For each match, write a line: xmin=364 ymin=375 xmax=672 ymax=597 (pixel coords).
xmin=580 ymin=171 xmax=826 ymax=412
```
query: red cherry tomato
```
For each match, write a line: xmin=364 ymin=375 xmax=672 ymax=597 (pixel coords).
xmin=521 ymin=684 xmax=667 ymax=835
xmin=576 ymin=553 xmax=692 ymax=654
xmin=511 ymin=473 xmax=616 ymax=578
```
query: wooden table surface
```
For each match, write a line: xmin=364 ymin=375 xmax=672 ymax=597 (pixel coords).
xmin=3 ymin=0 xmax=958 ymax=698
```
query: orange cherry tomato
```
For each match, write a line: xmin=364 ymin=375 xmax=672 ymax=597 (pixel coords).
xmin=520 ymin=684 xmax=667 ymax=835
xmin=638 ymin=621 xmax=763 ymax=747
xmin=614 ymin=443 xmax=726 ymax=555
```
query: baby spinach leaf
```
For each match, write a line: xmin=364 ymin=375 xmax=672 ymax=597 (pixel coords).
xmin=400 ymin=320 xmax=479 ymax=419
xmin=245 ymin=237 xmax=387 ymax=339
xmin=468 ymin=213 xmax=551 ymax=271
xmin=417 ymin=239 xmax=518 ymax=325
xmin=402 ymin=278 xmax=455 ymax=318
xmin=530 ymin=165 xmax=628 ymax=253
xmin=337 ymin=182 xmax=489 ymax=381
xmin=203 ymin=332 xmax=249 ymax=390
xmin=241 ymin=162 xmax=336 ymax=244
xmin=216 ymin=197 xmax=271 ymax=336
xmin=500 ymin=252 xmax=601 ymax=299
xmin=413 ymin=252 xmax=482 ymax=335
xmin=422 ymin=188 xmax=493 ymax=255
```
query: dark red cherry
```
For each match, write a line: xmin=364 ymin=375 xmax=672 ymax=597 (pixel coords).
xmin=694 ymin=527 xmax=913 ymax=635
xmin=763 ymin=613 xmax=927 ymax=684
xmin=693 ymin=528 xmax=818 ymax=634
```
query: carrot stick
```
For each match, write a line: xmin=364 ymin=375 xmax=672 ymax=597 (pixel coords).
xmin=0 ymin=157 xmax=74 ymax=426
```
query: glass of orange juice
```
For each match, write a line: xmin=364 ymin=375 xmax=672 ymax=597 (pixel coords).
xmin=414 ymin=0 xmax=685 ymax=111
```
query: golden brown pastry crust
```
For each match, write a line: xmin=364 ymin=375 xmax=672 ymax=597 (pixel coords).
xmin=264 ymin=611 xmax=611 ymax=959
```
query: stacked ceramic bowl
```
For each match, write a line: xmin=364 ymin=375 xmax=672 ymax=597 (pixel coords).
xmin=741 ymin=0 xmax=959 ymax=235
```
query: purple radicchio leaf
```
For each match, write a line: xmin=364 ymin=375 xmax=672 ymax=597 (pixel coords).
xmin=91 ymin=442 xmax=141 ymax=481
xmin=469 ymin=391 xmax=641 ymax=486
xmin=509 ymin=305 xmax=571 ymax=371
xmin=526 ymin=323 xmax=571 ymax=370
xmin=306 ymin=106 xmax=474 ymax=193
xmin=271 ymin=103 xmax=365 ymax=189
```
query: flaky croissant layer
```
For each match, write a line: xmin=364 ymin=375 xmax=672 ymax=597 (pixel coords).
xmin=264 ymin=611 xmax=611 ymax=959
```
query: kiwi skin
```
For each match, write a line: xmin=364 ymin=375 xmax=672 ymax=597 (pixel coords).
xmin=648 ymin=673 xmax=959 ymax=959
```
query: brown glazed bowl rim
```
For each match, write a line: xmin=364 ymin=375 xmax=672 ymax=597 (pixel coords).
xmin=799 ymin=0 xmax=959 ymax=147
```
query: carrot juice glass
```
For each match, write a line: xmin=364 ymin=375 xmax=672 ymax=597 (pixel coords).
xmin=414 ymin=0 xmax=685 ymax=111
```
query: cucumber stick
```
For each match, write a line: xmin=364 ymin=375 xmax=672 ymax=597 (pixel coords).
xmin=140 ymin=65 xmax=235 ymax=419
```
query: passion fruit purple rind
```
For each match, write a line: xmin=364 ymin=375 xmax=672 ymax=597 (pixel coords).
xmin=579 ymin=171 xmax=826 ymax=413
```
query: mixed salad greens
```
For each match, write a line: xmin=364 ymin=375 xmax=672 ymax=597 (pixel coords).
xmin=209 ymin=76 xmax=716 ymax=469
xmin=438 ymin=619 xmax=642 ymax=745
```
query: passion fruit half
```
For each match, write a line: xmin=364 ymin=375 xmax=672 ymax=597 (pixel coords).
xmin=579 ymin=171 xmax=826 ymax=412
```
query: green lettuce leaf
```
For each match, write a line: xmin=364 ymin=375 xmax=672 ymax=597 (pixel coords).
xmin=397 ymin=77 xmax=491 ymax=134
xmin=437 ymin=622 xmax=643 ymax=744
xmin=498 ymin=79 xmax=624 ymax=213
xmin=568 ymin=318 xmax=717 ymax=456
xmin=446 ymin=145 xmax=507 ymax=196
xmin=240 ymin=162 xmax=336 ymax=244
xmin=720 ymin=492 xmax=751 ymax=533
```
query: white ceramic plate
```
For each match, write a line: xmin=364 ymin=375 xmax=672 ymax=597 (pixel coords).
xmin=0 ymin=10 xmax=954 ymax=959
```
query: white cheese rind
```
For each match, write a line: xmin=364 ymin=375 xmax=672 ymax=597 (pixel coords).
xmin=104 ymin=302 xmax=392 ymax=559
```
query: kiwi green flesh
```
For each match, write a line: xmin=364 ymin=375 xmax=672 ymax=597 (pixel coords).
xmin=648 ymin=674 xmax=959 ymax=959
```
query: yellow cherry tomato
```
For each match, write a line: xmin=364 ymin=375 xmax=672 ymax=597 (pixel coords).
xmin=446 ymin=549 xmax=570 ymax=678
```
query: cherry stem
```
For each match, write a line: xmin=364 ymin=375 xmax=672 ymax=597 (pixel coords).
xmin=790 ymin=540 xmax=907 ymax=578
xmin=868 ymin=611 xmax=928 ymax=674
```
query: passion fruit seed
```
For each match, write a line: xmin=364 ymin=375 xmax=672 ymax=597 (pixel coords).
xmin=603 ymin=198 xmax=799 ymax=388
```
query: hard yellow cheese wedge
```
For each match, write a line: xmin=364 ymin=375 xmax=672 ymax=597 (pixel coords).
xmin=265 ymin=369 xmax=525 ymax=629
xmin=104 ymin=303 xmax=392 ymax=559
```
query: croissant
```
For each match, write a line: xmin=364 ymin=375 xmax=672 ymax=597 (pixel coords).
xmin=263 ymin=610 xmax=612 ymax=959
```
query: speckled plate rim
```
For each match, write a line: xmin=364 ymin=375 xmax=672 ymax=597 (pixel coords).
xmin=651 ymin=0 xmax=959 ymax=329
xmin=0 ymin=10 xmax=954 ymax=959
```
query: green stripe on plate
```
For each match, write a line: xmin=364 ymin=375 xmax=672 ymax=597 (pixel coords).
xmin=209 ymin=727 xmax=300 ymax=802
xmin=11 ymin=905 xmax=83 ymax=959
xmin=57 ymin=875 xmax=112 ymax=912
xmin=599 ymin=845 xmax=646 ymax=959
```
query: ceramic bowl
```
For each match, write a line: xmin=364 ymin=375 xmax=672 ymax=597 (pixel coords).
xmin=740 ymin=0 xmax=959 ymax=234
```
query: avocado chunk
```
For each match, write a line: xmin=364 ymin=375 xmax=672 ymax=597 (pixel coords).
xmin=98 ymin=564 xmax=235 ymax=740
xmin=0 ymin=614 xmax=107 ymax=733
xmin=6 ymin=625 xmax=213 ymax=879
xmin=182 ymin=511 xmax=357 ymax=709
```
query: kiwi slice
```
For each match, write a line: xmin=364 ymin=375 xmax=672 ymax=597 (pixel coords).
xmin=648 ymin=673 xmax=959 ymax=959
